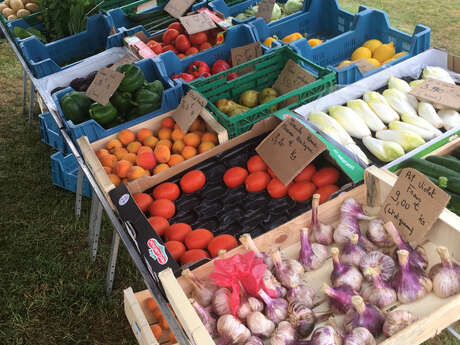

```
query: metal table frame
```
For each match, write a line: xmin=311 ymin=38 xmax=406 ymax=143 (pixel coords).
xmin=0 ymin=22 xmax=193 ymax=345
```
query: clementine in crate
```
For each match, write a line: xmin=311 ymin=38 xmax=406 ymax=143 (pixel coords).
xmin=172 ymin=140 xmax=185 ymax=154
xmin=189 ymin=117 xmax=205 ymax=132
xmin=113 ymin=160 xmax=133 ymax=178
xmin=127 ymin=141 xmax=142 ymax=154
xmin=149 ymin=199 xmax=175 ymax=219
xmin=137 ymin=151 xmax=157 ymax=170
xmin=143 ymin=135 xmax=159 ymax=148
xmin=171 ymin=128 xmax=185 ymax=141
xmin=181 ymin=146 xmax=197 ymax=159
xmin=153 ymin=182 xmax=180 ymax=201
xmin=145 ymin=297 xmax=157 ymax=311
xmin=100 ymin=154 xmax=117 ymax=168
xmin=137 ymin=128 xmax=153 ymax=142
xmin=150 ymin=324 xmax=162 ymax=339
xmin=148 ymin=216 xmax=170 ymax=236
xmin=201 ymin=132 xmax=218 ymax=144
xmin=158 ymin=127 xmax=172 ymax=140
xmin=154 ymin=163 xmax=169 ymax=175
xmin=133 ymin=193 xmax=153 ymax=212
xmin=184 ymin=133 xmax=200 ymax=148
xmin=96 ymin=148 xmax=109 ymax=159
xmin=138 ymin=146 xmax=153 ymax=154
xmin=122 ymin=152 xmax=137 ymax=164
xmin=105 ymin=139 xmax=122 ymax=152
xmin=154 ymin=145 xmax=171 ymax=163
xmin=168 ymin=154 xmax=184 ymax=167
xmin=108 ymin=174 xmax=121 ymax=187
xmin=127 ymin=166 xmax=145 ymax=181
xmin=157 ymin=139 xmax=173 ymax=150
xmin=198 ymin=141 xmax=215 ymax=153
xmin=113 ymin=147 xmax=128 ymax=160
xmin=153 ymin=308 xmax=163 ymax=321
xmin=118 ymin=129 xmax=136 ymax=146
xmin=161 ymin=117 xmax=175 ymax=129
xmin=193 ymin=130 xmax=204 ymax=138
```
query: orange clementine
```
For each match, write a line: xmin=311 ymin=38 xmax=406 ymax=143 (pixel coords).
xmin=181 ymin=146 xmax=197 ymax=160
xmin=154 ymin=163 xmax=169 ymax=175
xmin=118 ymin=129 xmax=136 ymax=146
xmin=105 ymin=139 xmax=122 ymax=152
xmin=138 ymin=146 xmax=153 ymax=154
xmin=156 ymin=139 xmax=172 ymax=150
xmin=172 ymin=140 xmax=185 ymax=154
xmin=201 ymin=132 xmax=218 ymax=144
xmin=171 ymin=128 xmax=185 ymax=141
xmin=158 ymin=127 xmax=172 ymax=140
xmin=143 ymin=135 xmax=159 ymax=148
xmin=161 ymin=117 xmax=175 ymax=129
xmin=137 ymin=151 xmax=157 ymax=170
xmin=183 ymin=133 xmax=200 ymax=147
xmin=122 ymin=152 xmax=137 ymax=164
xmin=198 ymin=141 xmax=215 ymax=153
xmin=108 ymin=174 xmax=121 ymax=187
xmin=168 ymin=154 xmax=185 ymax=167
xmin=127 ymin=141 xmax=142 ymax=154
xmin=113 ymin=160 xmax=133 ymax=178
xmin=96 ymin=148 xmax=109 ymax=159
xmin=113 ymin=147 xmax=128 ymax=160
xmin=100 ymin=154 xmax=117 ymax=168
xmin=189 ymin=118 xmax=204 ymax=132
xmin=127 ymin=166 xmax=146 ymax=181
xmin=137 ymin=128 xmax=153 ymax=142
xmin=154 ymin=145 xmax=171 ymax=163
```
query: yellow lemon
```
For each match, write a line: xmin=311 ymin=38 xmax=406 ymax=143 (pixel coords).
xmin=373 ymin=42 xmax=395 ymax=63
xmin=308 ymin=38 xmax=323 ymax=47
xmin=382 ymin=57 xmax=395 ymax=65
xmin=351 ymin=47 xmax=372 ymax=61
xmin=337 ymin=60 xmax=352 ymax=68
xmin=362 ymin=39 xmax=383 ymax=54
xmin=366 ymin=58 xmax=381 ymax=68
xmin=392 ymin=51 xmax=408 ymax=60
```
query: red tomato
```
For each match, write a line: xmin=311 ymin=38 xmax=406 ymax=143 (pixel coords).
xmin=153 ymin=182 xmax=180 ymax=201
xmin=185 ymin=46 xmax=199 ymax=56
xmin=208 ymin=234 xmax=238 ymax=257
xmin=175 ymin=34 xmax=191 ymax=53
xmin=267 ymin=178 xmax=288 ymax=198
xmin=288 ymin=182 xmax=316 ymax=202
xmin=133 ymin=193 xmax=153 ymax=212
xmin=180 ymin=249 xmax=209 ymax=266
xmin=245 ymin=171 xmax=270 ymax=193
xmin=177 ymin=53 xmax=185 ymax=59
xmin=316 ymin=184 xmax=340 ymax=204
xmin=167 ymin=22 xmax=184 ymax=34
xmin=185 ymin=228 xmax=214 ymax=249
xmin=295 ymin=164 xmax=316 ymax=182
xmin=148 ymin=199 xmax=175 ymax=219
xmin=223 ymin=167 xmax=248 ymax=188
xmin=180 ymin=170 xmax=206 ymax=193
xmin=162 ymin=44 xmax=175 ymax=53
xmin=189 ymin=32 xmax=208 ymax=46
xmin=247 ymin=154 xmax=268 ymax=173
xmin=199 ymin=42 xmax=212 ymax=51
xmin=267 ymin=167 xmax=277 ymax=178
xmin=164 ymin=223 xmax=192 ymax=242
xmin=162 ymin=28 xmax=179 ymax=45
xmin=166 ymin=241 xmax=186 ymax=261
xmin=312 ymin=167 xmax=340 ymax=187
xmin=147 ymin=216 xmax=169 ymax=236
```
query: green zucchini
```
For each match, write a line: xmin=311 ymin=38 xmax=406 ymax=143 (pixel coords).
xmin=437 ymin=176 xmax=460 ymax=194
xmin=447 ymin=192 xmax=460 ymax=216
xmin=400 ymin=157 xmax=460 ymax=179
xmin=452 ymin=146 xmax=460 ymax=160
xmin=425 ymin=155 xmax=460 ymax=173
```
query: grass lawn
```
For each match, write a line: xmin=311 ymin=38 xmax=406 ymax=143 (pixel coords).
xmin=1 ymin=1 xmax=459 ymax=344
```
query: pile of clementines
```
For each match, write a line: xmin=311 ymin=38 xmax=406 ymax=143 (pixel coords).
xmin=144 ymin=296 xmax=176 ymax=343
xmin=95 ymin=116 xmax=219 ymax=186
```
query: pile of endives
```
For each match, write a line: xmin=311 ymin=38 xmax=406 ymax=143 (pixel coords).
xmin=308 ymin=66 xmax=460 ymax=163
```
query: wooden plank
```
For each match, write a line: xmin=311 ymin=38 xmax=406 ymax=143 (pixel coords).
xmin=422 ymin=136 xmax=460 ymax=157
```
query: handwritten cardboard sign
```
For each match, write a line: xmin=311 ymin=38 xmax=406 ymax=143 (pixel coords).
xmin=180 ymin=12 xmax=217 ymax=35
xmin=256 ymin=0 xmax=276 ymax=23
xmin=353 ymin=58 xmax=376 ymax=75
xmin=136 ymin=0 xmax=157 ymax=13
xmin=256 ymin=117 xmax=327 ymax=186
xmin=110 ymin=53 xmax=139 ymax=71
xmin=380 ymin=168 xmax=451 ymax=245
xmin=231 ymin=42 xmax=262 ymax=75
xmin=86 ymin=67 xmax=124 ymax=106
xmin=164 ymin=0 xmax=195 ymax=18
xmin=409 ymin=78 xmax=460 ymax=109
xmin=172 ymin=90 xmax=208 ymax=132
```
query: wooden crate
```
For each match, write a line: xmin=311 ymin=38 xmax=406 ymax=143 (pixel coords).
xmin=421 ymin=136 xmax=459 ymax=157
xmin=152 ymin=165 xmax=460 ymax=345
xmin=77 ymin=110 xmax=228 ymax=204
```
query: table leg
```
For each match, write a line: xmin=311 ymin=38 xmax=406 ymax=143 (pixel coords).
xmin=22 ymin=70 xmax=27 ymax=115
xmin=28 ymin=83 xmax=35 ymax=128
xmin=88 ymin=193 xmax=103 ymax=262
xmin=75 ymin=167 xmax=83 ymax=218
xmin=105 ymin=230 xmax=120 ymax=296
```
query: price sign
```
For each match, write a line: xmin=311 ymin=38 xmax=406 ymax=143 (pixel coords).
xmin=172 ymin=90 xmax=208 ymax=132
xmin=256 ymin=0 xmax=276 ymax=23
xmin=256 ymin=117 xmax=327 ymax=186
xmin=180 ymin=12 xmax=217 ymax=35
xmin=86 ymin=67 xmax=124 ymax=106
xmin=110 ymin=54 xmax=139 ymax=71
xmin=409 ymin=78 xmax=460 ymax=109
xmin=380 ymin=168 xmax=451 ymax=245
xmin=164 ymin=0 xmax=195 ymax=18
xmin=230 ymin=42 xmax=262 ymax=75
xmin=353 ymin=58 xmax=376 ymax=75
xmin=136 ymin=0 xmax=157 ymax=12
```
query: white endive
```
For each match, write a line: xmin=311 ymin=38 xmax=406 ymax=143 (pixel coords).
xmin=344 ymin=143 xmax=370 ymax=165
xmin=308 ymin=110 xmax=355 ymax=145
xmin=328 ymin=105 xmax=371 ymax=139
xmin=438 ymin=109 xmax=460 ymax=130
xmin=389 ymin=121 xmax=437 ymax=140
xmin=409 ymin=79 xmax=425 ymax=88
xmin=347 ymin=99 xmax=386 ymax=131
xmin=376 ymin=129 xmax=425 ymax=152
xmin=362 ymin=136 xmax=405 ymax=162
xmin=388 ymin=76 xmax=418 ymax=109
xmin=401 ymin=112 xmax=443 ymax=136
xmin=418 ymin=102 xmax=443 ymax=128
xmin=363 ymin=91 xmax=400 ymax=123
xmin=383 ymin=89 xmax=417 ymax=116
xmin=423 ymin=66 xmax=455 ymax=84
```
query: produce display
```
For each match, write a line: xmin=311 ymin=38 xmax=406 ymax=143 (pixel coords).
xmin=144 ymin=22 xmax=224 ymax=59
xmin=144 ymin=296 xmax=177 ymax=343
xmin=337 ymin=39 xmax=408 ymax=69
xmin=264 ymin=32 xmax=322 ymax=48
xmin=172 ymin=58 xmax=238 ymax=83
xmin=307 ymin=67 xmax=460 ymax=164
xmin=96 ymin=116 xmax=218 ymax=185
xmin=175 ymin=197 xmax=460 ymax=344
xmin=0 ymin=0 xmax=39 ymax=21
xmin=234 ymin=0 xmax=303 ymax=22
xmin=60 ymin=64 xmax=164 ymax=128
xmin=215 ymin=88 xmax=281 ymax=117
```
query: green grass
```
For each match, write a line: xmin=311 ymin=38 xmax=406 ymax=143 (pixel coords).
xmin=1 ymin=1 xmax=460 ymax=343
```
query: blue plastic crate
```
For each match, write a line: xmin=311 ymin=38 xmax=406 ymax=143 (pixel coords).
xmin=142 ymin=23 xmax=260 ymax=84
xmin=11 ymin=14 xmax=127 ymax=78
xmin=250 ymin=0 xmax=356 ymax=51
xmin=288 ymin=5 xmax=430 ymax=84
xmin=39 ymin=112 xmax=69 ymax=154
xmin=51 ymin=152 xmax=92 ymax=198
xmin=208 ymin=0 xmax=307 ymax=25
xmin=52 ymin=58 xmax=184 ymax=143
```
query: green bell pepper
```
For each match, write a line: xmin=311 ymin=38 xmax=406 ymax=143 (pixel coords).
xmin=131 ymin=87 xmax=161 ymax=117
xmin=89 ymin=102 xmax=118 ymax=127
xmin=116 ymin=64 xmax=145 ymax=92
xmin=110 ymin=91 xmax=133 ymax=114
xmin=60 ymin=91 xmax=93 ymax=124
xmin=144 ymin=80 xmax=164 ymax=96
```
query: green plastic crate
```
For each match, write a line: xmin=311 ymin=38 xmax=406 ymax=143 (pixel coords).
xmin=189 ymin=46 xmax=337 ymax=138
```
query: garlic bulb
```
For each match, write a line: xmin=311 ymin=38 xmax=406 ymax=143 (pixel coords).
xmin=288 ymin=300 xmax=316 ymax=338
xmin=240 ymin=233 xmax=273 ymax=269
xmin=310 ymin=194 xmax=334 ymax=245
xmin=270 ymin=321 xmax=297 ymax=345
xmin=299 ymin=227 xmax=329 ymax=271
xmin=246 ymin=311 xmax=275 ymax=339
xmin=367 ymin=219 xmax=393 ymax=248
xmin=217 ymin=314 xmax=251 ymax=345
xmin=272 ymin=250 xmax=302 ymax=288
xmin=344 ymin=296 xmax=384 ymax=337
xmin=331 ymin=247 xmax=363 ymax=292
xmin=361 ymin=267 xmax=397 ymax=308
xmin=383 ymin=310 xmax=418 ymax=337
xmin=344 ymin=327 xmax=376 ymax=345
xmin=213 ymin=288 xmax=232 ymax=316
xmin=309 ymin=323 xmax=343 ymax=345
xmin=429 ymin=246 xmax=460 ymax=298
xmin=258 ymin=289 xmax=288 ymax=324
xmin=244 ymin=336 xmax=264 ymax=345
xmin=286 ymin=284 xmax=315 ymax=307
xmin=182 ymin=269 xmax=218 ymax=307
xmin=360 ymin=251 xmax=395 ymax=282
xmin=322 ymin=283 xmax=357 ymax=314
xmin=263 ymin=268 xmax=285 ymax=298
xmin=341 ymin=234 xmax=366 ymax=267
xmin=190 ymin=298 xmax=217 ymax=337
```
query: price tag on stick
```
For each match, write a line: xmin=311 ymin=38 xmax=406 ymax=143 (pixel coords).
xmin=231 ymin=42 xmax=262 ymax=75
xmin=86 ymin=67 xmax=124 ymax=106
xmin=180 ymin=12 xmax=217 ymax=35
xmin=380 ymin=168 xmax=451 ymax=245
xmin=409 ymin=78 xmax=460 ymax=109
xmin=256 ymin=117 xmax=327 ymax=186
xmin=172 ymin=90 xmax=208 ymax=132
xmin=164 ymin=0 xmax=195 ymax=18
xmin=257 ymin=0 xmax=276 ymax=23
